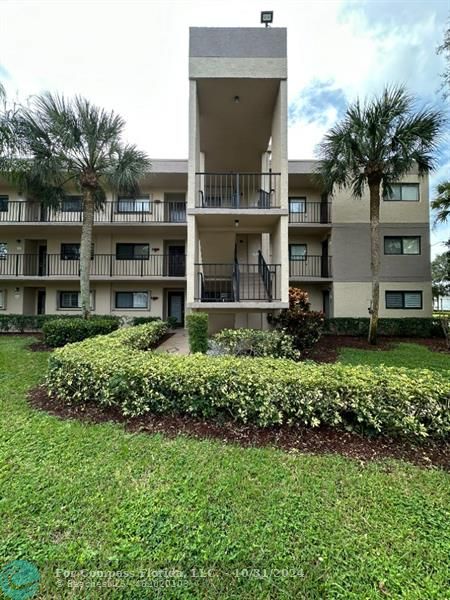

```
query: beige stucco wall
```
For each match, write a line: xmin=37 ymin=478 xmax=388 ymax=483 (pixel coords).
xmin=332 ymin=174 xmax=429 ymax=224
xmin=333 ymin=281 xmax=432 ymax=318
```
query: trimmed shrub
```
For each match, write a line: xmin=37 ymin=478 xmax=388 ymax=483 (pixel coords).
xmin=186 ymin=312 xmax=208 ymax=353
xmin=0 ymin=313 xmax=117 ymax=333
xmin=324 ymin=318 xmax=443 ymax=338
xmin=42 ymin=317 xmax=120 ymax=347
xmin=47 ymin=326 xmax=450 ymax=439
xmin=211 ymin=328 xmax=300 ymax=360
xmin=130 ymin=316 xmax=178 ymax=329
xmin=268 ymin=288 xmax=325 ymax=351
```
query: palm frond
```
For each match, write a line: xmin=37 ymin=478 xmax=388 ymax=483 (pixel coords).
xmin=431 ymin=181 xmax=450 ymax=224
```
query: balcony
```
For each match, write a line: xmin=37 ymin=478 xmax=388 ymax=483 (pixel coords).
xmin=195 ymin=253 xmax=281 ymax=302
xmin=289 ymin=255 xmax=332 ymax=279
xmin=0 ymin=254 xmax=186 ymax=278
xmin=289 ymin=201 xmax=331 ymax=224
xmin=196 ymin=172 xmax=281 ymax=209
xmin=0 ymin=200 xmax=186 ymax=224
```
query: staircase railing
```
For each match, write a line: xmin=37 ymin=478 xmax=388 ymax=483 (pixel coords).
xmin=233 ymin=246 xmax=240 ymax=302
xmin=258 ymin=251 xmax=273 ymax=301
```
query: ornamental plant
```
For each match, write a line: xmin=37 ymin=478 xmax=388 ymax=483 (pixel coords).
xmin=268 ymin=287 xmax=324 ymax=351
xmin=46 ymin=323 xmax=450 ymax=439
xmin=211 ymin=328 xmax=300 ymax=360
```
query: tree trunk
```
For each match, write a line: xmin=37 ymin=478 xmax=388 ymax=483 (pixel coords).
xmin=80 ymin=190 xmax=94 ymax=319
xmin=368 ymin=180 xmax=381 ymax=344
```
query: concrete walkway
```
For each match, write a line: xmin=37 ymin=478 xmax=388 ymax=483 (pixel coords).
xmin=156 ymin=329 xmax=190 ymax=355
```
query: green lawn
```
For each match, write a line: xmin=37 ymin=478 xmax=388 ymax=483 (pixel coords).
xmin=338 ymin=341 xmax=450 ymax=374
xmin=0 ymin=337 xmax=449 ymax=599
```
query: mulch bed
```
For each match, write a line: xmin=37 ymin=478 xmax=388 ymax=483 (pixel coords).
xmin=29 ymin=386 xmax=450 ymax=471
xmin=304 ymin=335 xmax=448 ymax=363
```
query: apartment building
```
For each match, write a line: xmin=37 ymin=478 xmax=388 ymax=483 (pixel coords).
xmin=0 ymin=26 xmax=432 ymax=331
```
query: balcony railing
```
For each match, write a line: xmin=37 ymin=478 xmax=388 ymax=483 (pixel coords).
xmin=0 ymin=201 xmax=186 ymax=224
xmin=289 ymin=255 xmax=332 ymax=278
xmin=289 ymin=202 xmax=331 ymax=224
xmin=196 ymin=172 xmax=281 ymax=209
xmin=0 ymin=254 xmax=186 ymax=277
xmin=195 ymin=259 xmax=281 ymax=302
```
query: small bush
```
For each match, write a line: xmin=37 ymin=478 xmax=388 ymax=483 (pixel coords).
xmin=0 ymin=313 xmax=117 ymax=333
xmin=268 ymin=288 xmax=325 ymax=351
xmin=131 ymin=315 xmax=178 ymax=329
xmin=324 ymin=318 xmax=443 ymax=338
xmin=42 ymin=317 xmax=120 ymax=347
xmin=186 ymin=312 xmax=208 ymax=353
xmin=211 ymin=328 xmax=300 ymax=360
xmin=47 ymin=327 xmax=450 ymax=439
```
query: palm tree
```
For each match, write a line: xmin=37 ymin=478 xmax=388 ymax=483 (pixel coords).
xmin=318 ymin=86 xmax=443 ymax=344
xmin=431 ymin=181 xmax=450 ymax=225
xmin=3 ymin=93 xmax=150 ymax=318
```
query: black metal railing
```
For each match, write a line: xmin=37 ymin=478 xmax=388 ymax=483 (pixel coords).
xmin=0 ymin=201 xmax=186 ymax=223
xmin=289 ymin=202 xmax=331 ymax=224
xmin=0 ymin=254 xmax=186 ymax=277
xmin=258 ymin=250 xmax=273 ymax=301
xmin=289 ymin=255 xmax=332 ymax=278
xmin=195 ymin=262 xmax=280 ymax=302
xmin=196 ymin=172 xmax=281 ymax=209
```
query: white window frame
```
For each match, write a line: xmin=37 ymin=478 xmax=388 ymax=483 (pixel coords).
xmin=0 ymin=289 xmax=6 ymax=309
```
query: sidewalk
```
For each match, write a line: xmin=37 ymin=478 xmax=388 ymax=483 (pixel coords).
xmin=155 ymin=329 xmax=190 ymax=355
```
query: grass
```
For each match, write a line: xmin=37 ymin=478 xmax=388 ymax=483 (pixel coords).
xmin=337 ymin=341 xmax=450 ymax=374
xmin=0 ymin=337 xmax=449 ymax=599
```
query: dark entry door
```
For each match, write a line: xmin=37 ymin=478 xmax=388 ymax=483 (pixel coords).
xmin=167 ymin=246 xmax=185 ymax=276
xmin=37 ymin=290 xmax=46 ymax=315
xmin=168 ymin=292 xmax=184 ymax=326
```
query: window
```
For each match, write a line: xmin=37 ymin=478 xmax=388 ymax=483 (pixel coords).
xmin=0 ymin=290 xmax=6 ymax=309
xmin=115 ymin=291 xmax=149 ymax=309
xmin=61 ymin=243 xmax=80 ymax=260
xmin=58 ymin=291 xmax=95 ymax=309
xmin=385 ymin=291 xmax=423 ymax=309
xmin=384 ymin=236 xmax=420 ymax=255
xmin=384 ymin=183 xmax=419 ymax=202
xmin=289 ymin=197 xmax=306 ymax=213
xmin=116 ymin=243 xmax=149 ymax=260
xmin=0 ymin=196 xmax=8 ymax=212
xmin=117 ymin=195 xmax=151 ymax=213
xmin=289 ymin=244 xmax=307 ymax=261
xmin=60 ymin=243 xmax=94 ymax=260
xmin=61 ymin=195 xmax=83 ymax=212
xmin=0 ymin=243 xmax=7 ymax=259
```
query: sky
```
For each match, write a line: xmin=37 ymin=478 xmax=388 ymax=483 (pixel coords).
xmin=0 ymin=0 xmax=449 ymax=256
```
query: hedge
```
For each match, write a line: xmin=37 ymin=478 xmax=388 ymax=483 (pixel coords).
xmin=42 ymin=317 xmax=121 ymax=347
xmin=211 ymin=328 xmax=300 ymax=360
xmin=186 ymin=312 xmax=208 ymax=353
xmin=324 ymin=318 xmax=443 ymax=338
xmin=0 ymin=313 xmax=119 ymax=333
xmin=46 ymin=325 xmax=450 ymax=439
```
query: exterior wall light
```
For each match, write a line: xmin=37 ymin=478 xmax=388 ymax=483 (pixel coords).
xmin=234 ymin=96 xmax=240 ymax=104
xmin=261 ymin=11 xmax=273 ymax=27
xmin=235 ymin=219 xmax=239 ymax=228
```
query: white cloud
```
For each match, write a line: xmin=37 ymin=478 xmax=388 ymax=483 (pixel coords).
xmin=0 ymin=0 xmax=447 ymax=165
